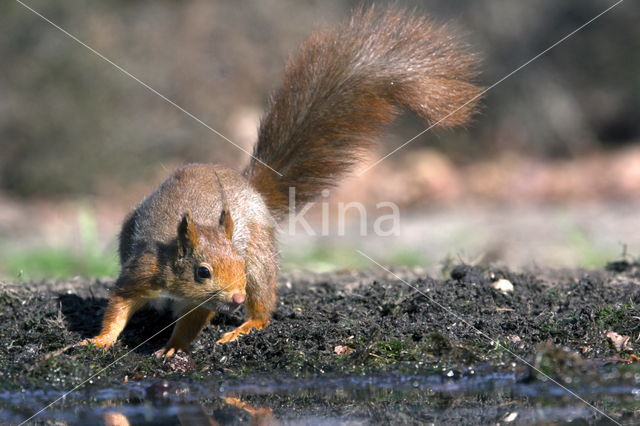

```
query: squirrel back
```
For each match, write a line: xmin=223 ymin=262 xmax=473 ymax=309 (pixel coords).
xmin=243 ymin=7 xmax=481 ymax=219
xmin=119 ymin=164 xmax=271 ymax=264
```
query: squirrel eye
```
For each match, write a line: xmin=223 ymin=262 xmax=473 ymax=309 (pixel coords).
xmin=196 ymin=265 xmax=212 ymax=280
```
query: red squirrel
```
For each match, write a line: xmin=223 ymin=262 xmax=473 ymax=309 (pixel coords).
xmin=81 ymin=7 xmax=481 ymax=357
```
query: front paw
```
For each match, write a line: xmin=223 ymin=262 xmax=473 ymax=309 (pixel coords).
xmin=154 ymin=344 xmax=188 ymax=359
xmin=216 ymin=329 xmax=244 ymax=344
xmin=216 ymin=319 xmax=267 ymax=344
xmin=79 ymin=336 xmax=114 ymax=350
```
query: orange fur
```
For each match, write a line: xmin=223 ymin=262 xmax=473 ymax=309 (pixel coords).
xmin=84 ymin=7 xmax=480 ymax=354
xmin=245 ymin=7 xmax=481 ymax=219
xmin=81 ymin=295 xmax=149 ymax=349
xmin=216 ymin=318 xmax=268 ymax=344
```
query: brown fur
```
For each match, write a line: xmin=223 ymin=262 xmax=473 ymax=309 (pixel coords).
xmin=83 ymin=7 xmax=481 ymax=354
xmin=158 ymin=306 xmax=215 ymax=357
xmin=244 ymin=7 xmax=481 ymax=219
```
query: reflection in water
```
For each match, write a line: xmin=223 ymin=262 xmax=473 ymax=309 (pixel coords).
xmin=4 ymin=370 xmax=639 ymax=424
xmin=104 ymin=410 xmax=130 ymax=426
xmin=222 ymin=397 xmax=274 ymax=425
xmin=103 ymin=395 xmax=275 ymax=426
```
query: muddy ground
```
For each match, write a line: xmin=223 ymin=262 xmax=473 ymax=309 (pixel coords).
xmin=1 ymin=261 xmax=640 ymax=424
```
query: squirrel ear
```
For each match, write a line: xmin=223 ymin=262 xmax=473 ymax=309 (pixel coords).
xmin=177 ymin=211 xmax=198 ymax=256
xmin=219 ymin=209 xmax=234 ymax=240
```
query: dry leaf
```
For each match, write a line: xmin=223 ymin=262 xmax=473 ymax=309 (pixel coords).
xmin=334 ymin=345 xmax=354 ymax=355
xmin=606 ymin=331 xmax=633 ymax=352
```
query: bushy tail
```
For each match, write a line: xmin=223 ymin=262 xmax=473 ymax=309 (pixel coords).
xmin=244 ymin=7 xmax=481 ymax=220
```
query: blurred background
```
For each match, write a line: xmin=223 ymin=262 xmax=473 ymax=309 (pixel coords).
xmin=1 ymin=0 xmax=639 ymax=280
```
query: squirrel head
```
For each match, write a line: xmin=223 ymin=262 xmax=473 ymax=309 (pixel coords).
xmin=171 ymin=209 xmax=246 ymax=313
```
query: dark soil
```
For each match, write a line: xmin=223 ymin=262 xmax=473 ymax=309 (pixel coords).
xmin=1 ymin=261 xmax=640 ymax=424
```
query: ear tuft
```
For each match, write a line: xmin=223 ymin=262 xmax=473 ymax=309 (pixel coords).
xmin=219 ymin=209 xmax=234 ymax=240
xmin=177 ymin=210 xmax=198 ymax=256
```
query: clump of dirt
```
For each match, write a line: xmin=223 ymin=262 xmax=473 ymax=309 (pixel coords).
xmin=0 ymin=262 xmax=639 ymax=391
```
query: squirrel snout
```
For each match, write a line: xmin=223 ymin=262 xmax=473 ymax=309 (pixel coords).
xmin=231 ymin=293 xmax=245 ymax=305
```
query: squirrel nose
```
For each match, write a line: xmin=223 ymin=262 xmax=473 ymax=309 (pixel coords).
xmin=231 ymin=293 xmax=245 ymax=305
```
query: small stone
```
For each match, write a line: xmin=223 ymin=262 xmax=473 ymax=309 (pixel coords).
xmin=504 ymin=412 xmax=518 ymax=422
xmin=508 ymin=334 xmax=521 ymax=343
xmin=492 ymin=279 xmax=514 ymax=294
xmin=165 ymin=352 xmax=195 ymax=373
xmin=450 ymin=265 xmax=472 ymax=280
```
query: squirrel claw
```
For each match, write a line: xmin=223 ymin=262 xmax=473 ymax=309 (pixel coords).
xmin=79 ymin=337 xmax=113 ymax=350
xmin=216 ymin=319 xmax=266 ymax=344
xmin=216 ymin=330 xmax=244 ymax=344
xmin=154 ymin=346 xmax=186 ymax=359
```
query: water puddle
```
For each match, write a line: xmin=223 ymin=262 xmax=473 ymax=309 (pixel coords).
xmin=4 ymin=368 xmax=639 ymax=424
